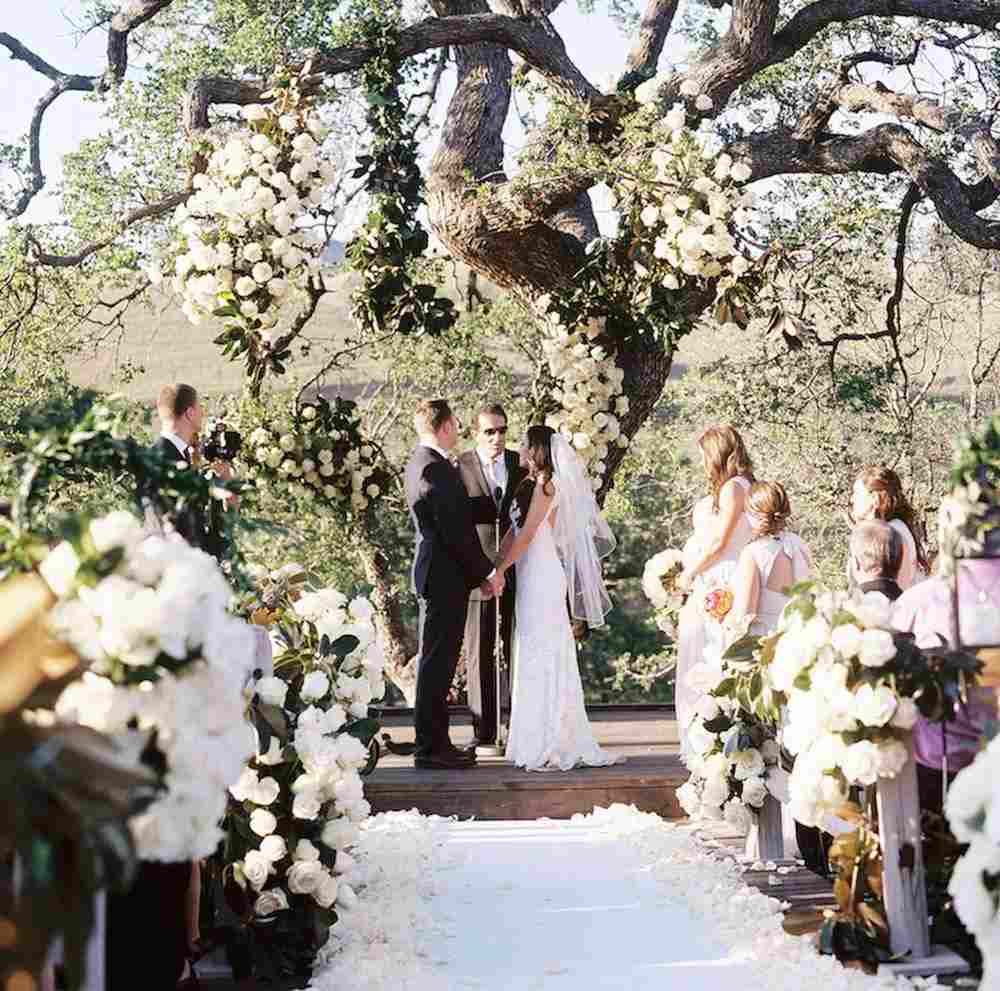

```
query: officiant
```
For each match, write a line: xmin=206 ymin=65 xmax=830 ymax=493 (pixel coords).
xmin=458 ymin=404 xmax=527 ymax=751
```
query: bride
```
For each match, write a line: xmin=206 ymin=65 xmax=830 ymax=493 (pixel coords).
xmin=494 ymin=425 xmax=621 ymax=771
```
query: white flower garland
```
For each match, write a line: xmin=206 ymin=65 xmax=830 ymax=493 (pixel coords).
xmin=622 ymin=86 xmax=757 ymax=323
xmin=535 ymin=304 xmax=629 ymax=486
xmin=229 ymin=572 xmax=385 ymax=918
xmin=50 ymin=511 xmax=257 ymax=860
xmin=157 ymin=77 xmax=334 ymax=346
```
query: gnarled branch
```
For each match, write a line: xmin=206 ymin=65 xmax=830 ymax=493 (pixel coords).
xmin=619 ymin=0 xmax=681 ymax=91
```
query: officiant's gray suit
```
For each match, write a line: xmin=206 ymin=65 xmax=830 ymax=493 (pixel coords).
xmin=457 ymin=448 xmax=526 ymax=746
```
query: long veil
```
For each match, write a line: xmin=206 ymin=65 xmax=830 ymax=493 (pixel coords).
xmin=549 ymin=433 xmax=616 ymax=628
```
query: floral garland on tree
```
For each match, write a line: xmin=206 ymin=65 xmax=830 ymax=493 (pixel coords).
xmin=48 ymin=511 xmax=258 ymax=860
xmin=236 ymin=393 xmax=390 ymax=517
xmin=211 ymin=563 xmax=384 ymax=976
xmin=534 ymin=301 xmax=629 ymax=486
xmin=157 ymin=65 xmax=335 ymax=382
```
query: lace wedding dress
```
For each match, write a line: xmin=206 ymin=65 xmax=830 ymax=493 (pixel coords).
xmin=506 ymin=488 xmax=621 ymax=772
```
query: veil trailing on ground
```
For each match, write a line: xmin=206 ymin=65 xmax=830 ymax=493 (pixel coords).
xmin=549 ymin=433 xmax=616 ymax=628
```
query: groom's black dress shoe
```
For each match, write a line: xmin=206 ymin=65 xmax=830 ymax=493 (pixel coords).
xmin=415 ymin=750 xmax=477 ymax=770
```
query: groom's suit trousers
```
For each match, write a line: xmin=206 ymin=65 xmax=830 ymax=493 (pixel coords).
xmin=415 ymin=577 xmax=470 ymax=756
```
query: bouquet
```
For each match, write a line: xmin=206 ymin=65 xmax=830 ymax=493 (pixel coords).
xmin=703 ymin=585 xmax=733 ymax=623
xmin=641 ymin=548 xmax=686 ymax=637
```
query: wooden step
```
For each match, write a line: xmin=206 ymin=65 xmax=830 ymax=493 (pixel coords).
xmin=365 ymin=752 xmax=689 ymax=820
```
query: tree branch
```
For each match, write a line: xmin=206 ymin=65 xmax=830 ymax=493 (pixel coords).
xmin=619 ymin=0 xmax=681 ymax=91
xmin=105 ymin=0 xmax=177 ymax=86
xmin=28 ymin=190 xmax=189 ymax=267
xmin=733 ymin=123 xmax=1000 ymax=247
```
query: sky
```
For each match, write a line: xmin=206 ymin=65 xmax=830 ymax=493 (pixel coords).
xmin=0 ymin=2 xmax=704 ymax=230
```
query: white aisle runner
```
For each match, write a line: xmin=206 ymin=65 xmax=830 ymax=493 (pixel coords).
xmin=309 ymin=807 xmax=920 ymax=991
xmin=427 ymin=819 xmax=732 ymax=989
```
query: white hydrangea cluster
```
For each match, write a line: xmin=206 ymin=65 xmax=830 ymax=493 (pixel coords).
xmin=945 ymin=736 xmax=1000 ymax=974
xmin=771 ymin=590 xmax=919 ymax=828
xmin=244 ymin=406 xmax=383 ymax=514
xmin=229 ymin=581 xmax=385 ymax=917
xmin=619 ymin=84 xmax=757 ymax=326
xmin=50 ymin=512 xmax=258 ymax=860
xmin=156 ymin=93 xmax=334 ymax=343
xmin=535 ymin=304 xmax=629 ymax=486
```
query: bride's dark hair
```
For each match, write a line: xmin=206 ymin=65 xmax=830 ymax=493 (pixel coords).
xmin=523 ymin=425 xmax=557 ymax=495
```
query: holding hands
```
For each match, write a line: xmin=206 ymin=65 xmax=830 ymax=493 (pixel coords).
xmin=480 ymin=571 xmax=506 ymax=600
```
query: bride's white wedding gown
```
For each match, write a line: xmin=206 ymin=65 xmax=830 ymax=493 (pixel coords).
xmin=506 ymin=493 xmax=621 ymax=771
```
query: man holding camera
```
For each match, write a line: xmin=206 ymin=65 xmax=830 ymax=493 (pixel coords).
xmin=113 ymin=382 xmax=238 ymax=990
xmin=144 ymin=382 xmax=238 ymax=555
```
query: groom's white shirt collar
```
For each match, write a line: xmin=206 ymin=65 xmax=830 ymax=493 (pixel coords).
xmin=421 ymin=441 xmax=451 ymax=462
xmin=160 ymin=430 xmax=190 ymax=460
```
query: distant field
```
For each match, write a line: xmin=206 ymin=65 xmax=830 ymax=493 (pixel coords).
xmin=72 ymin=257 xmax=991 ymax=405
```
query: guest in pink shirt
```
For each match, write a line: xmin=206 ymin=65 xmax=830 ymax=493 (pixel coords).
xmin=893 ymin=555 xmax=1000 ymax=812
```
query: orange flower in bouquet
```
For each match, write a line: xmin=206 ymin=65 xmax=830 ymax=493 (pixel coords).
xmin=704 ymin=587 xmax=734 ymax=623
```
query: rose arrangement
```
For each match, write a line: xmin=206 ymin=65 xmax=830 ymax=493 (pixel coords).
xmin=641 ymin=548 xmax=686 ymax=638
xmin=534 ymin=302 xmax=629 ymax=486
xmin=945 ymin=733 xmax=1000 ymax=979
xmin=156 ymin=66 xmax=335 ymax=377
xmin=767 ymin=587 xmax=977 ymax=829
xmin=238 ymin=394 xmax=390 ymax=516
xmin=48 ymin=511 xmax=257 ymax=860
xmin=214 ymin=564 xmax=385 ymax=974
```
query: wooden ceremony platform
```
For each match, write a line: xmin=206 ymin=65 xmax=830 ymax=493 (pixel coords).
xmin=367 ymin=706 xmax=688 ymax=820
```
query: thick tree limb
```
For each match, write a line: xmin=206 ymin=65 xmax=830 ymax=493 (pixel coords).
xmin=105 ymin=0 xmax=177 ymax=86
xmin=619 ymin=0 xmax=681 ymax=91
xmin=733 ymin=123 xmax=1000 ymax=247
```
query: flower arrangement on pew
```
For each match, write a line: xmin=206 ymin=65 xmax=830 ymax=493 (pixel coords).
xmin=209 ymin=564 xmax=385 ymax=979
xmin=677 ymin=628 xmax=781 ymax=829
xmin=772 ymin=588 xmax=977 ymax=831
xmin=49 ymin=511 xmax=258 ymax=861
xmin=235 ymin=393 xmax=390 ymax=518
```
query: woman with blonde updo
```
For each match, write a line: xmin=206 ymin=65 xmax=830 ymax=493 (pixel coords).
xmin=850 ymin=465 xmax=928 ymax=590
xmin=730 ymin=481 xmax=814 ymax=635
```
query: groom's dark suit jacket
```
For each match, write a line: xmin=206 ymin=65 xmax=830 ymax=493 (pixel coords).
xmin=404 ymin=445 xmax=495 ymax=596
xmin=141 ymin=436 xmax=210 ymax=553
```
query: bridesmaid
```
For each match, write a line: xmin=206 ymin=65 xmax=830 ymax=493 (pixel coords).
xmin=850 ymin=466 xmax=929 ymax=591
xmin=676 ymin=426 xmax=755 ymax=741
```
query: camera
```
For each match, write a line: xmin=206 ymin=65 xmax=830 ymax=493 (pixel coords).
xmin=201 ymin=418 xmax=243 ymax=463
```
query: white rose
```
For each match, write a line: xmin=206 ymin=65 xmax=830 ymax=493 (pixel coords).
xmin=255 ymin=676 xmax=288 ymax=708
xmin=242 ymin=850 xmax=272 ymax=890
xmin=249 ymin=809 xmax=278 ymax=837
xmin=243 ymin=242 xmax=264 ymax=263
xmin=242 ymin=104 xmax=268 ymax=122
xmin=852 ymin=683 xmax=898 ymax=728
xmin=259 ymin=835 xmax=287 ymax=863
xmin=253 ymin=776 xmax=281 ymax=806
xmin=301 ymin=670 xmax=330 ymax=702
xmin=732 ymin=749 xmax=765 ymax=781
xmin=679 ymin=79 xmax=700 ymax=96
xmin=875 ymin=739 xmax=909 ymax=778
xmin=830 ymin=623 xmax=863 ymax=658
xmin=321 ymin=820 xmax=359 ymax=850
xmin=723 ymin=798 xmax=752 ymax=832
xmin=252 ymin=261 xmax=274 ymax=284
xmin=235 ymin=276 xmax=257 ymax=297
xmin=287 ymin=859 xmax=325 ymax=894
xmin=293 ymin=789 xmax=323 ymax=820
xmin=313 ymin=872 xmax=339 ymax=908
xmin=730 ymin=162 xmax=753 ymax=183
xmin=841 ymin=741 xmax=880 ymax=786
xmin=858 ymin=628 xmax=896 ymax=668
xmin=254 ymin=888 xmax=289 ymax=916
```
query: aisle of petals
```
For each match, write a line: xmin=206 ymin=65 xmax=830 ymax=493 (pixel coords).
xmin=308 ymin=805 xmax=935 ymax=991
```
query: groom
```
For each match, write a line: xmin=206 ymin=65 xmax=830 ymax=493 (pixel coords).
xmin=405 ymin=399 xmax=504 ymax=769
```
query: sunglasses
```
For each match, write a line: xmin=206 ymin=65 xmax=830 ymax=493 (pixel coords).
xmin=482 ymin=426 xmax=508 ymax=437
